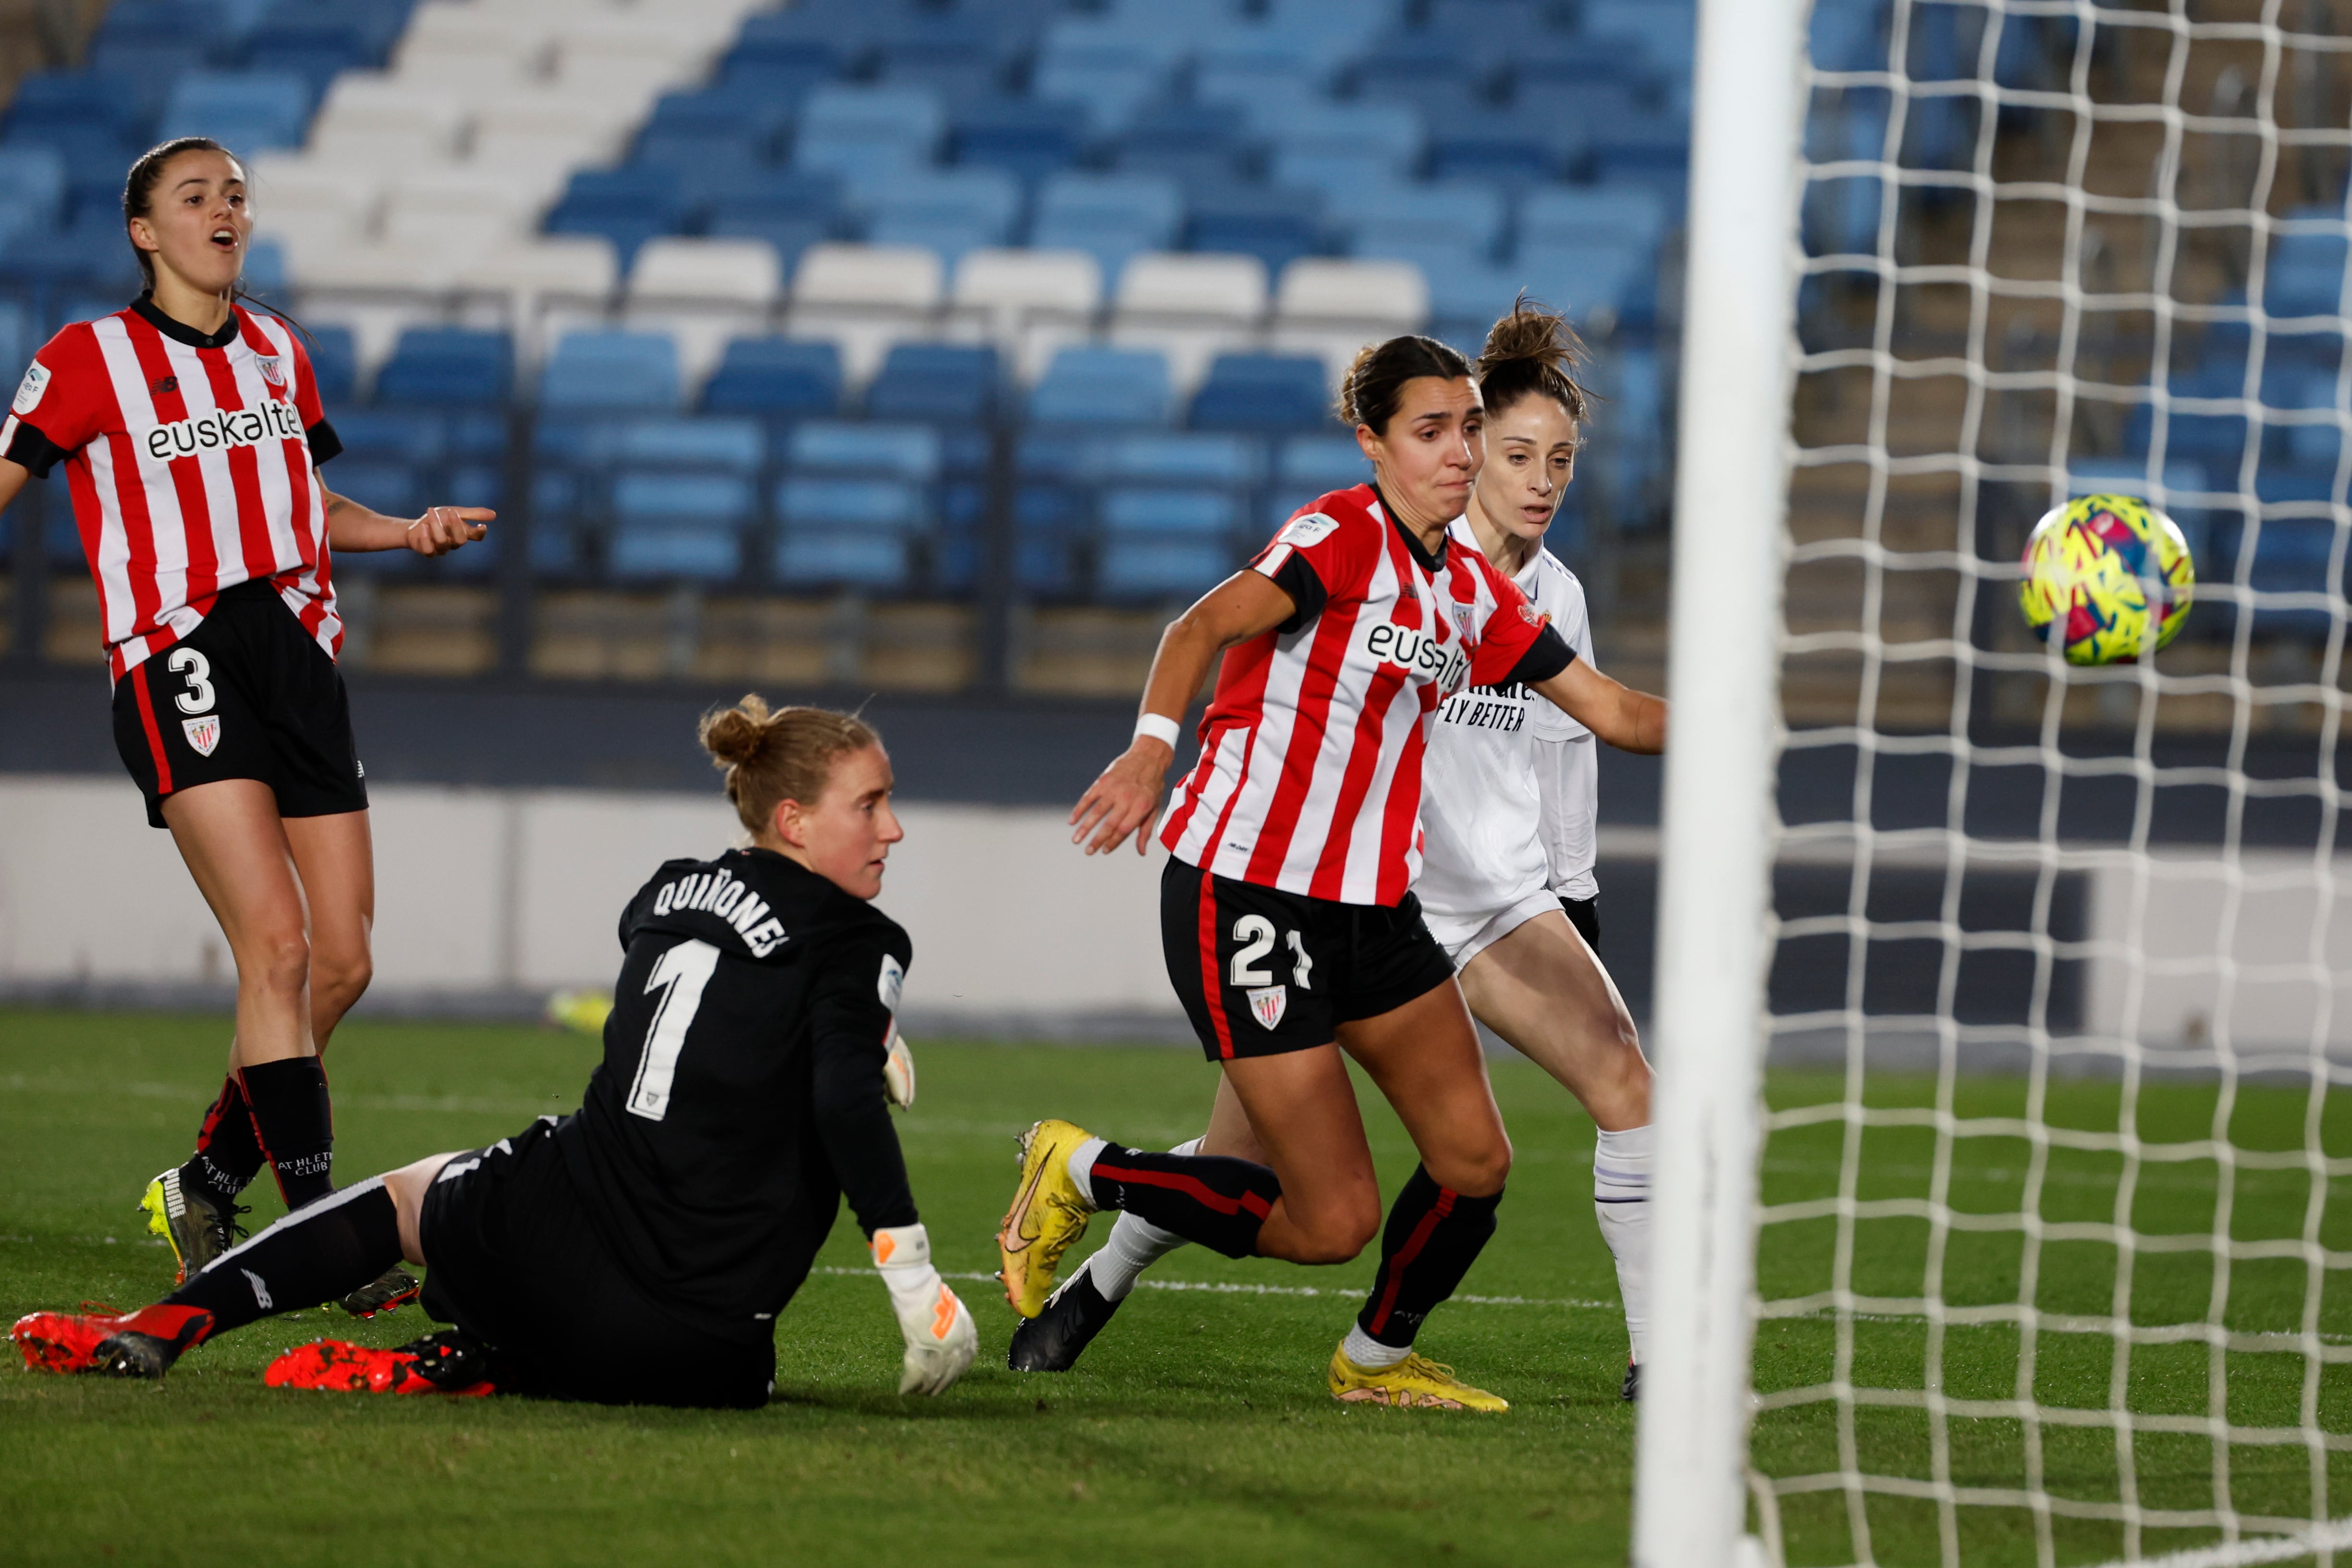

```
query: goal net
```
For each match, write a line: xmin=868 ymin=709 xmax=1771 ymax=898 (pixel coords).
xmin=1641 ymin=2 xmax=2352 ymax=1566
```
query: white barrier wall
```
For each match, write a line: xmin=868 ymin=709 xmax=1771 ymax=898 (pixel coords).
xmin=0 ymin=776 xmax=1179 ymax=1029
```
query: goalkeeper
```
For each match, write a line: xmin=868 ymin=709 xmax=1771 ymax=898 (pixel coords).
xmin=12 ymin=697 xmax=976 ymax=1408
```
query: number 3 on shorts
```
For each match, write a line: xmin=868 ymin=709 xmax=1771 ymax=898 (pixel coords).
xmin=167 ymin=647 xmax=215 ymax=715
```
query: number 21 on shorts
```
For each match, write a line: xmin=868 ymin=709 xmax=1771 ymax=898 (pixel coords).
xmin=1229 ymin=915 xmax=1311 ymax=1031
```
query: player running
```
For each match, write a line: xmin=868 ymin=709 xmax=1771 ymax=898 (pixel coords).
xmin=997 ymin=334 xmax=1667 ymax=1411
xmin=0 ymin=138 xmax=489 ymax=1306
xmin=1011 ymin=301 xmax=1658 ymax=1401
xmin=10 ymin=699 xmax=978 ymax=1407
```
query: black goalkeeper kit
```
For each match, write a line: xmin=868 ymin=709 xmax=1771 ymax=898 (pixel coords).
xmin=419 ymin=848 xmax=919 ymax=1405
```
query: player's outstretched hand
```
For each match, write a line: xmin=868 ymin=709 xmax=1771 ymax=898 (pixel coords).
xmin=883 ymin=1026 xmax=916 ymax=1110
xmin=1071 ymin=740 xmax=1171 ymax=857
xmin=406 ymin=505 xmax=494 ymax=557
xmin=872 ymin=1224 xmax=976 ymax=1396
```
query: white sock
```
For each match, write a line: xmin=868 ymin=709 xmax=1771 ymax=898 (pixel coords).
xmin=1593 ymin=1123 xmax=1654 ymax=1364
xmin=1341 ymin=1324 xmax=1411 ymax=1369
xmin=1088 ymin=1137 xmax=1201 ymax=1301
xmin=1067 ymin=1137 xmax=1107 ymax=1209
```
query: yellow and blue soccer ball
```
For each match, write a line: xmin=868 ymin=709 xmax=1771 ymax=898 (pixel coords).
xmin=2019 ymin=494 xmax=2195 ymax=664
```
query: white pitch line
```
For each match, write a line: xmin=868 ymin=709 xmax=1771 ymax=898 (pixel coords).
xmin=815 ymin=1266 xmax=1620 ymax=1311
xmin=2079 ymin=1515 xmax=2352 ymax=1568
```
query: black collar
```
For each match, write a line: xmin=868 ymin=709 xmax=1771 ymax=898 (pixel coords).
xmin=132 ymin=295 xmax=240 ymax=351
xmin=1370 ymin=483 xmax=1446 ymax=574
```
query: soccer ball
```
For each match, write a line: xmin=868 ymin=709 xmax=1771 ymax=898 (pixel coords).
xmin=2019 ymin=494 xmax=2194 ymax=664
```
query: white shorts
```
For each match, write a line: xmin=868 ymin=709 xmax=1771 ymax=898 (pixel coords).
xmin=1418 ymin=887 xmax=1562 ymax=971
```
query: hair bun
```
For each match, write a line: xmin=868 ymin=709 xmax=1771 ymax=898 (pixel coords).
xmin=1475 ymin=295 xmax=1591 ymax=425
xmin=698 ymin=695 xmax=773 ymax=768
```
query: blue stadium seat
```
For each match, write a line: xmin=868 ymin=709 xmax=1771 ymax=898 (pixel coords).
xmin=323 ymin=459 xmax=422 ymax=521
xmin=1031 ymin=173 xmax=1183 ymax=282
xmin=1428 ymin=112 xmax=1565 ymax=188
xmin=793 ymin=85 xmax=945 ymax=188
xmin=614 ymin=416 xmax=766 ymax=474
xmin=953 ymin=98 xmax=1087 ymax=186
xmin=864 ymin=168 xmax=1020 ymax=262
xmin=5 ymin=71 xmax=151 ymax=144
xmin=1519 ymin=186 xmax=1673 ymax=254
xmin=640 ymin=83 xmax=799 ymax=151
xmin=1095 ymin=433 xmax=1264 ymax=485
xmin=1030 ymin=346 xmax=1173 ymax=426
xmin=1034 ymin=20 xmax=1168 ymax=133
xmin=332 ymin=409 xmax=444 ymax=464
xmin=2269 ymin=208 xmax=2349 ymax=319
xmin=240 ymin=11 xmax=385 ymax=100
xmin=1098 ymin=536 xmax=1233 ymax=597
xmin=1103 ymin=488 xmax=1240 ymax=537
xmin=1811 ymin=0 xmax=1888 ymax=72
xmin=699 ymin=168 xmax=842 ymax=266
xmin=85 ymin=37 xmax=207 ymax=120
xmin=776 ymin=476 xmax=930 ymax=530
xmin=1254 ymin=102 xmax=1426 ymax=196
xmin=1186 ymin=186 xmax=1326 ymax=277
xmin=158 ymin=72 xmax=312 ymax=151
xmin=775 ymin=529 xmax=910 ymax=589
xmin=0 ymin=214 xmax=142 ymax=291
xmin=373 ymin=329 xmax=511 ymax=407
xmin=701 ymin=337 xmax=842 ymax=417
xmin=1591 ymin=121 xmax=1691 ymax=193
xmin=0 ymin=147 xmax=65 ymax=235
xmin=1193 ymin=34 xmax=1324 ymax=105
xmin=1276 ymin=434 xmax=1370 ymax=498
xmin=788 ymin=420 xmax=941 ymax=483
xmin=306 ymin=323 xmax=356 ymax=405
xmin=1347 ymin=183 xmax=1506 ymax=260
xmin=2234 ymin=517 xmax=2346 ymax=636
xmin=865 ymin=343 xmax=999 ymax=423
xmin=1112 ymin=101 xmax=1248 ymax=194
xmin=1190 ymin=355 xmax=1334 ymax=434
xmin=541 ymin=332 xmax=682 ymax=412
xmin=547 ymin=168 xmax=693 ymax=268
xmin=609 ymin=472 xmax=755 ymax=582
xmin=728 ymin=9 xmax=865 ymax=74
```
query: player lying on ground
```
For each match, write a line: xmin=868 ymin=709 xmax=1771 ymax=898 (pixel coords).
xmin=0 ymin=137 xmax=491 ymax=1314
xmin=12 ymin=699 xmax=977 ymax=1407
xmin=1012 ymin=300 xmax=1660 ymax=1403
xmin=999 ymin=334 xmax=1666 ymax=1412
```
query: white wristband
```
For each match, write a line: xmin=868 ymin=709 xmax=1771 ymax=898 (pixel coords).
xmin=1134 ymin=712 xmax=1182 ymax=750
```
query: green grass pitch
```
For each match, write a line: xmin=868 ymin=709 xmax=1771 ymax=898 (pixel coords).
xmin=6 ymin=1009 xmax=2346 ymax=1567
xmin=0 ymin=1009 xmax=1636 ymax=1568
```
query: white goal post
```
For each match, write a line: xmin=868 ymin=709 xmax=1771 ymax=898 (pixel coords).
xmin=1641 ymin=0 xmax=2352 ymax=1564
xmin=1634 ymin=0 xmax=1809 ymax=1562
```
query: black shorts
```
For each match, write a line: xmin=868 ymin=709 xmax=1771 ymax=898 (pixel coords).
xmin=111 ymin=579 xmax=368 ymax=830
xmin=1560 ymin=894 xmax=1600 ymax=953
xmin=1160 ymin=856 xmax=1458 ymax=1062
xmin=418 ymin=1116 xmax=776 ymax=1409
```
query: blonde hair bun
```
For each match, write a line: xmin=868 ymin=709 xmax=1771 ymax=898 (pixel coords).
xmin=698 ymin=695 xmax=880 ymax=835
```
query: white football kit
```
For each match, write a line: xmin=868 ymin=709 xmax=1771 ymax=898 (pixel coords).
xmin=1416 ymin=520 xmax=1599 ymax=968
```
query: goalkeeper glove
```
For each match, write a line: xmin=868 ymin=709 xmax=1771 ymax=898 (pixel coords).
xmin=882 ymin=1024 xmax=916 ymax=1110
xmin=870 ymin=1223 xmax=975 ymax=1395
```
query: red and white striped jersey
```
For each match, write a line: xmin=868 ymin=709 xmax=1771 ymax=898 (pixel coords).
xmin=1160 ymin=483 xmax=1572 ymax=906
xmin=0 ymin=300 xmax=346 ymax=682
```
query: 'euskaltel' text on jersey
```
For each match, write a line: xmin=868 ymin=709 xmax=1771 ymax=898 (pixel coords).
xmin=552 ymin=848 xmax=918 ymax=1341
xmin=0 ymin=300 xmax=346 ymax=682
xmin=1161 ymin=483 xmax=1576 ymax=906
xmin=1417 ymin=519 xmax=1602 ymax=919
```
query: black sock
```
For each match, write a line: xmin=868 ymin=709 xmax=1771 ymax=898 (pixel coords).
xmin=1084 ymin=1143 xmax=1281 ymax=1259
xmin=164 ymin=1178 xmax=401 ymax=1336
xmin=179 ymin=1073 xmax=264 ymax=1206
xmin=242 ymin=1056 xmax=334 ymax=1208
xmin=1356 ymin=1165 xmax=1503 ymax=1349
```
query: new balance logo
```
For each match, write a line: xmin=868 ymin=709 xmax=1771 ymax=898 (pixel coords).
xmin=143 ymin=399 xmax=303 ymax=463
xmin=150 ymin=375 xmax=178 ymax=396
xmin=242 ymin=1268 xmax=273 ymax=1310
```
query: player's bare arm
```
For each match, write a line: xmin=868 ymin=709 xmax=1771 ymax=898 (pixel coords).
xmin=1532 ymin=657 xmax=1666 ymax=755
xmin=322 ymin=490 xmax=493 ymax=558
xmin=1070 ymin=568 xmax=1298 ymax=857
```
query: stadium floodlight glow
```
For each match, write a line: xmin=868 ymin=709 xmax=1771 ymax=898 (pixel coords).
xmin=1632 ymin=0 xmax=1805 ymax=1560
xmin=1643 ymin=0 xmax=2352 ymax=1563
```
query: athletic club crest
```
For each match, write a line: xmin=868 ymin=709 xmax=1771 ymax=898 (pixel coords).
xmin=1247 ymin=984 xmax=1287 ymax=1030
xmin=181 ymin=714 xmax=221 ymax=757
xmin=255 ymin=355 xmax=284 ymax=386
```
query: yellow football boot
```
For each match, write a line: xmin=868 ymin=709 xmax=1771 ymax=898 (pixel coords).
xmin=141 ymin=1168 xmax=244 ymax=1286
xmin=1327 ymin=1346 xmax=1510 ymax=1412
xmin=997 ymin=1119 xmax=1098 ymax=1318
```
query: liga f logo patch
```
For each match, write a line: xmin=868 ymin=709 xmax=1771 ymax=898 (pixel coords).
xmin=1247 ymin=984 xmax=1287 ymax=1031
xmin=182 ymin=714 xmax=222 ymax=757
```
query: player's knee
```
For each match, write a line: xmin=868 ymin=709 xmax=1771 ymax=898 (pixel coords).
xmin=1291 ymin=1196 xmax=1380 ymax=1264
xmin=241 ymin=927 xmax=311 ymax=996
xmin=313 ymin=948 xmax=373 ymax=1011
xmin=1439 ymin=1137 xmax=1513 ymax=1200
